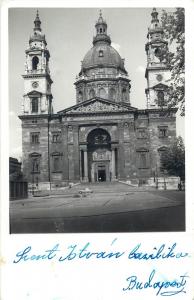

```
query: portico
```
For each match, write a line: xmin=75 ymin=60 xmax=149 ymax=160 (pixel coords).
xmin=79 ymin=128 xmax=117 ymax=183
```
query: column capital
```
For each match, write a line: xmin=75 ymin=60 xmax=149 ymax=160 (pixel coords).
xmin=111 ymin=145 xmax=118 ymax=150
xmin=72 ymin=124 xmax=79 ymax=130
xmin=80 ymin=145 xmax=87 ymax=151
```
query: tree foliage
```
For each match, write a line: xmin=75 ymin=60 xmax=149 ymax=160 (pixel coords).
xmin=160 ymin=136 xmax=185 ymax=180
xmin=161 ymin=8 xmax=185 ymax=116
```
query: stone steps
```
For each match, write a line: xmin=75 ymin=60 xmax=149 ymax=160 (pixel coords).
xmin=39 ymin=181 xmax=156 ymax=196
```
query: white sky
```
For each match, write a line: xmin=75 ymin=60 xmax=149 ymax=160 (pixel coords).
xmin=9 ymin=7 xmax=185 ymax=159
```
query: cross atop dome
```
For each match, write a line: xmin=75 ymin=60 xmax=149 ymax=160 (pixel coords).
xmin=97 ymin=9 xmax=105 ymax=24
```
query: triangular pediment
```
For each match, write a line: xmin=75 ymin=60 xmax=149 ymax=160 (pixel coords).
xmin=58 ymin=97 xmax=136 ymax=114
xmin=158 ymin=146 xmax=168 ymax=151
xmin=29 ymin=152 xmax=41 ymax=157
xmin=27 ymin=90 xmax=42 ymax=96
xmin=152 ymin=83 xmax=168 ymax=90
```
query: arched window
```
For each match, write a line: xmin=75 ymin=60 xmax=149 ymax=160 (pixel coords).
xmin=109 ymin=88 xmax=116 ymax=100
xmin=32 ymin=56 xmax=39 ymax=70
xmin=158 ymin=91 xmax=165 ymax=106
xmin=78 ymin=91 xmax=83 ymax=102
xmin=89 ymin=89 xmax=95 ymax=99
xmin=99 ymin=88 xmax=106 ymax=99
xmin=100 ymin=28 xmax=102 ymax=33
xmin=87 ymin=128 xmax=111 ymax=146
xmin=99 ymin=50 xmax=103 ymax=57
xmin=122 ymin=88 xmax=127 ymax=101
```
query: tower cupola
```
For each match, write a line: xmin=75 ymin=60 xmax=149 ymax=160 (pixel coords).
xmin=29 ymin=10 xmax=47 ymax=46
xmin=147 ymin=8 xmax=164 ymax=42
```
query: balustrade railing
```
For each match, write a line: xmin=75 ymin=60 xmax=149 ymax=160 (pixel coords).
xmin=76 ymin=73 xmax=128 ymax=81
xmin=25 ymin=67 xmax=50 ymax=75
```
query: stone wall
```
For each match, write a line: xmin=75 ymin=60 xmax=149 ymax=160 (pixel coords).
xmin=21 ymin=116 xmax=49 ymax=184
xmin=20 ymin=107 xmax=177 ymax=186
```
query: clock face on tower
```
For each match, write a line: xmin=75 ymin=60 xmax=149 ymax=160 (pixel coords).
xmin=32 ymin=81 xmax=39 ymax=88
xmin=156 ymin=74 xmax=163 ymax=82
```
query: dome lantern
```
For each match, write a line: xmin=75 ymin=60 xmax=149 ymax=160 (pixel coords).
xmin=93 ymin=10 xmax=111 ymax=45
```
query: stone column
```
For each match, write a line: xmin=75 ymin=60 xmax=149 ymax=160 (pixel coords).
xmin=111 ymin=148 xmax=116 ymax=180
xmin=62 ymin=125 xmax=69 ymax=181
xmin=84 ymin=149 xmax=88 ymax=182
xmin=73 ymin=125 xmax=80 ymax=181
xmin=118 ymin=122 xmax=125 ymax=179
xmin=79 ymin=149 xmax=83 ymax=181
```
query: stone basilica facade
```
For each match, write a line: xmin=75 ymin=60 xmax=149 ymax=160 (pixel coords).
xmin=19 ymin=9 xmax=177 ymax=189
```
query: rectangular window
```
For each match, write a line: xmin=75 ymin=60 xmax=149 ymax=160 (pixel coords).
xmin=139 ymin=153 xmax=147 ymax=168
xmin=52 ymin=132 xmax=61 ymax=143
xmin=31 ymin=132 xmax=40 ymax=144
xmin=31 ymin=158 xmax=40 ymax=173
xmin=158 ymin=127 xmax=168 ymax=138
xmin=52 ymin=154 xmax=62 ymax=173
xmin=137 ymin=150 xmax=149 ymax=169
xmin=137 ymin=128 xmax=147 ymax=139
xmin=158 ymin=148 xmax=167 ymax=172
xmin=31 ymin=98 xmax=39 ymax=113
xmin=53 ymin=157 xmax=60 ymax=172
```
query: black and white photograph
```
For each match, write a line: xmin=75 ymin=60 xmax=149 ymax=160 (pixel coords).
xmin=9 ymin=7 xmax=185 ymax=233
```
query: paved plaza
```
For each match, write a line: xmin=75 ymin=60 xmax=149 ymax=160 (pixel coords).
xmin=10 ymin=182 xmax=185 ymax=233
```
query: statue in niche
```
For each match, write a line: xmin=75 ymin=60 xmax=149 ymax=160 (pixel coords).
xmin=94 ymin=134 xmax=108 ymax=144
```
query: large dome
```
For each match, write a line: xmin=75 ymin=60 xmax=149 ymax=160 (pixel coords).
xmin=75 ymin=11 xmax=131 ymax=105
xmin=82 ymin=43 xmax=126 ymax=73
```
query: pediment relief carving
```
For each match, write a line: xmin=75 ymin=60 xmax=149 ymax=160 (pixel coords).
xmin=27 ymin=90 xmax=42 ymax=97
xmin=66 ymin=100 xmax=129 ymax=114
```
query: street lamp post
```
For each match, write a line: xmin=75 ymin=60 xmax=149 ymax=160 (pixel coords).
xmin=155 ymin=164 xmax=158 ymax=189
xmin=163 ymin=170 xmax=167 ymax=190
xmin=48 ymin=113 xmax=52 ymax=191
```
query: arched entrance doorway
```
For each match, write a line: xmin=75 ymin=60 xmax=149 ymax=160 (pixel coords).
xmin=87 ymin=128 xmax=113 ymax=182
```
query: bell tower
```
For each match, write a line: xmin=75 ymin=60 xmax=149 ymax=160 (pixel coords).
xmin=145 ymin=8 xmax=170 ymax=109
xmin=22 ymin=10 xmax=53 ymax=115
